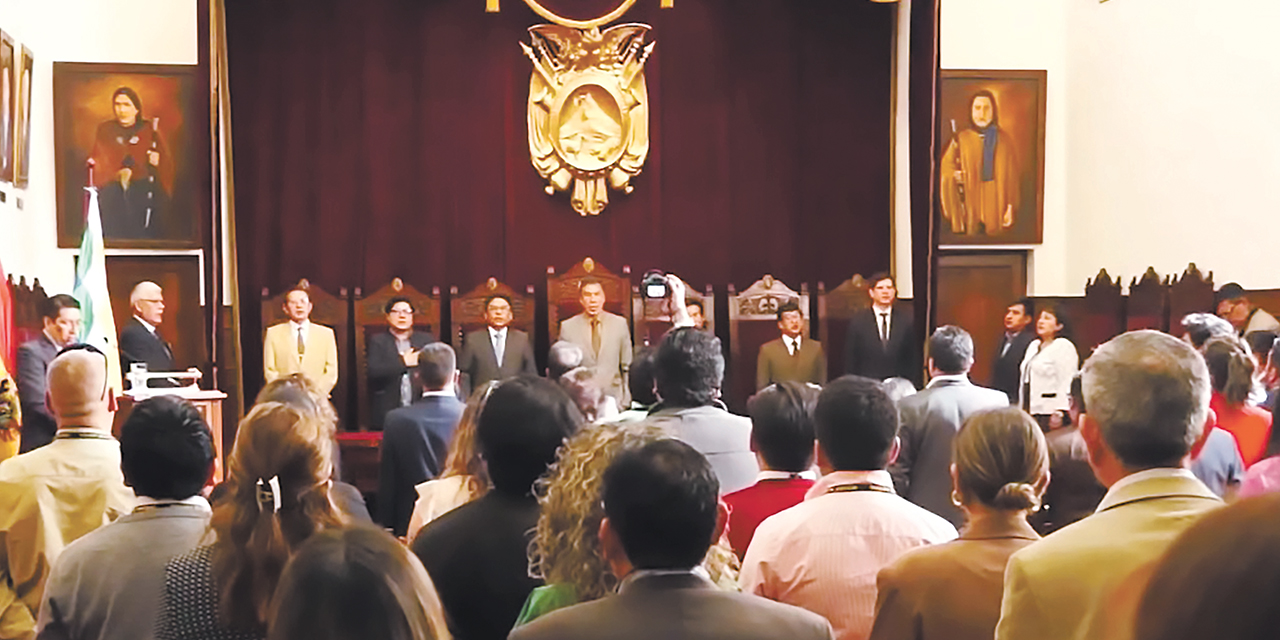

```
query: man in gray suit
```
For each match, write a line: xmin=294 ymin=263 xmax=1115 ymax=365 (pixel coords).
xmin=558 ymin=278 xmax=632 ymax=406
xmin=890 ymin=325 xmax=1009 ymax=526
xmin=15 ymin=294 xmax=81 ymax=453
xmin=510 ymin=439 xmax=834 ymax=640
xmin=648 ymin=328 xmax=759 ymax=495
xmin=36 ymin=395 xmax=215 ymax=640
xmin=459 ymin=294 xmax=537 ymax=392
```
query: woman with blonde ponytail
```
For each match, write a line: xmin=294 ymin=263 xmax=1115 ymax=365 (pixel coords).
xmin=1204 ymin=336 xmax=1273 ymax=467
xmin=870 ymin=407 xmax=1048 ymax=640
xmin=156 ymin=402 xmax=346 ymax=640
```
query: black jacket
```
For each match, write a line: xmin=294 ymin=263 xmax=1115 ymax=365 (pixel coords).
xmin=843 ymin=306 xmax=919 ymax=385
xmin=366 ymin=329 xmax=435 ymax=429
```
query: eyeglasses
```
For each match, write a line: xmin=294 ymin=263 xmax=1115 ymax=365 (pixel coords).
xmin=387 ymin=308 xmax=414 ymax=316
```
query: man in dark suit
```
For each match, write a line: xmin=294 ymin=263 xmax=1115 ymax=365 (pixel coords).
xmin=844 ymin=272 xmax=919 ymax=385
xmin=511 ymin=439 xmax=834 ymax=640
xmin=412 ymin=376 xmax=581 ymax=640
xmin=367 ymin=295 xmax=436 ymax=430
xmin=458 ymin=293 xmax=536 ymax=393
xmin=890 ymin=326 xmax=1009 ymax=527
xmin=37 ymin=395 xmax=214 ymax=640
xmin=378 ymin=343 xmax=464 ymax=536
xmin=756 ymin=299 xmax=827 ymax=390
xmin=15 ymin=294 xmax=80 ymax=452
xmin=991 ymin=298 xmax=1036 ymax=403
xmin=119 ymin=281 xmax=176 ymax=381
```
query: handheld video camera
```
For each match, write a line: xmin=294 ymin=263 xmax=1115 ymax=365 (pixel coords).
xmin=641 ymin=270 xmax=668 ymax=299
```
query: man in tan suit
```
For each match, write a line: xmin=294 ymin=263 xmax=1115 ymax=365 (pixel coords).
xmin=756 ymin=299 xmax=826 ymax=390
xmin=263 ymin=285 xmax=339 ymax=396
xmin=558 ymin=278 xmax=632 ymax=405
xmin=994 ymin=330 xmax=1223 ymax=640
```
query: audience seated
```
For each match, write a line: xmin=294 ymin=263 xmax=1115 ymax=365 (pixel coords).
xmin=252 ymin=374 xmax=370 ymax=522
xmin=1134 ymin=492 xmax=1280 ymax=640
xmin=723 ymin=382 xmax=819 ymax=559
xmin=611 ymin=346 xmax=657 ymax=422
xmin=741 ymin=375 xmax=956 ymax=640
xmin=871 ymin=407 xmax=1047 ymax=640
xmin=546 ymin=341 xmax=583 ymax=381
xmin=1018 ymin=304 xmax=1078 ymax=430
xmin=558 ymin=367 xmax=618 ymax=423
xmin=379 ymin=344 xmax=465 ymax=536
xmin=267 ymin=526 xmax=449 ymax=640
xmin=647 ymin=327 xmax=758 ymax=495
xmin=510 ymin=439 xmax=835 ymax=640
xmin=1204 ymin=336 xmax=1272 ymax=467
xmin=518 ymin=420 xmax=739 ymax=626
xmin=406 ymin=381 xmax=496 ymax=539
xmin=15 ymin=294 xmax=81 ymax=453
xmin=0 ymin=347 xmax=135 ymax=638
xmin=1030 ymin=375 xmax=1106 ymax=533
xmin=891 ymin=326 xmax=1008 ymax=527
xmin=411 ymin=376 xmax=581 ymax=640
xmin=37 ymin=395 xmax=214 ymax=640
xmin=756 ymin=300 xmax=827 ymax=390
xmin=994 ymin=330 xmax=1223 ymax=640
xmin=1180 ymin=312 xmax=1235 ymax=350
xmin=156 ymin=402 xmax=345 ymax=640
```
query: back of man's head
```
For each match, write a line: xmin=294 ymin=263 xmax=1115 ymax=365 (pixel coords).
xmin=1082 ymin=330 xmax=1209 ymax=469
xmin=477 ymin=376 xmax=582 ymax=496
xmin=1181 ymin=313 xmax=1235 ymax=350
xmin=627 ymin=347 xmax=658 ymax=407
xmin=547 ymin=341 xmax=584 ymax=380
xmin=814 ymin=375 xmax=899 ymax=471
xmin=48 ymin=348 xmax=111 ymax=428
xmin=748 ymin=382 xmax=818 ymax=472
xmin=120 ymin=395 xmax=214 ymax=499
xmin=654 ymin=327 xmax=724 ymax=408
xmin=928 ymin=325 xmax=974 ymax=375
xmin=603 ymin=439 xmax=719 ymax=570
xmin=416 ymin=343 xmax=456 ymax=391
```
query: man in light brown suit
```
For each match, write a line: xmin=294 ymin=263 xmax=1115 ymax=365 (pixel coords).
xmin=756 ymin=300 xmax=826 ymax=391
xmin=994 ymin=330 xmax=1223 ymax=640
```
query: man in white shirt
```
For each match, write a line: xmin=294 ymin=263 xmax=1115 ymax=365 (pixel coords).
xmin=458 ymin=293 xmax=536 ymax=393
xmin=741 ymin=375 xmax=957 ymax=640
xmin=263 ymin=284 xmax=339 ymax=396
xmin=995 ymin=331 xmax=1223 ymax=640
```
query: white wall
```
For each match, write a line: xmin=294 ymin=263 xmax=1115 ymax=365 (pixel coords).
xmin=0 ymin=0 xmax=198 ymax=294
xmin=933 ymin=0 xmax=1280 ymax=294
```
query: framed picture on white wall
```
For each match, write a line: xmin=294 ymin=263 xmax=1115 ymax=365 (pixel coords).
xmin=0 ymin=32 xmax=14 ymax=185
xmin=937 ymin=69 xmax=1047 ymax=246
xmin=14 ymin=45 xmax=32 ymax=189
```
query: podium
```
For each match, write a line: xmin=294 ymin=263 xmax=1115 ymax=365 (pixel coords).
xmin=115 ymin=388 xmax=229 ymax=483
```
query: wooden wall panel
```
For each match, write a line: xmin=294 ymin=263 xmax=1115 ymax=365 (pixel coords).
xmin=936 ymin=253 xmax=1027 ymax=387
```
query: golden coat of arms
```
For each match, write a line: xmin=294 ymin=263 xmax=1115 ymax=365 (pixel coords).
xmin=522 ymin=23 xmax=654 ymax=216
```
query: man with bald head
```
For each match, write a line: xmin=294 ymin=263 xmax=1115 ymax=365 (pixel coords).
xmin=119 ymin=281 xmax=176 ymax=382
xmin=0 ymin=348 xmax=135 ymax=637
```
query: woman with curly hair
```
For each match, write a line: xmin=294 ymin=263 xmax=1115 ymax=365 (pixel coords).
xmin=156 ymin=402 xmax=346 ymax=639
xmin=405 ymin=381 xmax=497 ymax=539
xmin=514 ymin=420 xmax=740 ymax=627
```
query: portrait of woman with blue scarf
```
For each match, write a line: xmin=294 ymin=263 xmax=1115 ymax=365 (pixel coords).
xmin=940 ymin=89 xmax=1021 ymax=238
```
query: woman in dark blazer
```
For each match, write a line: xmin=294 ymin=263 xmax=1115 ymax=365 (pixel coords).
xmin=870 ymin=407 xmax=1048 ymax=640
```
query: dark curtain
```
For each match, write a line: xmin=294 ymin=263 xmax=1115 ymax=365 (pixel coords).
xmin=227 ymin=0 xmax=897 ymax=394
xmin=909 ymin=0 xmax=940 ymax=340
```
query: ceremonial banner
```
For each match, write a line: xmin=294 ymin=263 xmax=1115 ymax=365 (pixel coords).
xmin=73 ymin=188 xmax=124 ymax=397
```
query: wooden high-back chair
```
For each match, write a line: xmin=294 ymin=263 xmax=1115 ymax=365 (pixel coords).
xmin=546 ymin=258 xmax=632 ymax=341
xmin=450 ymin=277 xmax=536 ymax=348
xmin=1167 ymin=263 xmax=1216 ymax=333
xmin=726 ymin=275 xmax=809 ymax=413
xmin=817 ymin=275 xmax=870 ymax=381
xmin=260 ymin=279 xmax=351 ymax=425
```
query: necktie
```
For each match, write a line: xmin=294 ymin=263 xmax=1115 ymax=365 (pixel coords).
xmin=297 ymin=327 xmax=306 ymax=358
xmin=493 ymin=331 xmax=505 ymax=366
xmin=879 ymin=312 xmax=889 ymax=345
xmin=591 ymin=318 xmax=602 ymax=357
xmin=787 ymin=337 xmax=797 ymax=356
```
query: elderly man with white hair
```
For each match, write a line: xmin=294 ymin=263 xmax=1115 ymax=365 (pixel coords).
xmin=0 ymin=347 xmax=135 ymax=638
xmin=995 ymin=330 xmax=1223 ymax=640
xmin=119 ymin=281 xmax=176 ymax=381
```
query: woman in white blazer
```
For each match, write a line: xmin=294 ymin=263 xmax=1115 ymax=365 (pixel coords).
xmin=1020 ymin=305 xmax=1079 ymax=430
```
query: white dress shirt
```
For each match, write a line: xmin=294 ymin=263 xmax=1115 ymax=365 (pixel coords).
xmin=785 ymin=335 xmax=802 ymax=356
xmin=872 ymin=305 xmax=893 ymax=342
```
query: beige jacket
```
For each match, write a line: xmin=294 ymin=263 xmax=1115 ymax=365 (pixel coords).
xmin=263 ymin=321 xmax=340 ymax=395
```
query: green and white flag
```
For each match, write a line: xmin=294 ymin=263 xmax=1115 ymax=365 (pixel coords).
xmin=73 ymin=188 xmax=123 ymax=396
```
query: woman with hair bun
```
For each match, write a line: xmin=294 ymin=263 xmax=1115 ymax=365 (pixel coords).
xmin=870 ymin=407 xmax=1048 ymax=640
xmin=1204 ymin=336 xmax=1273 ymax=467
